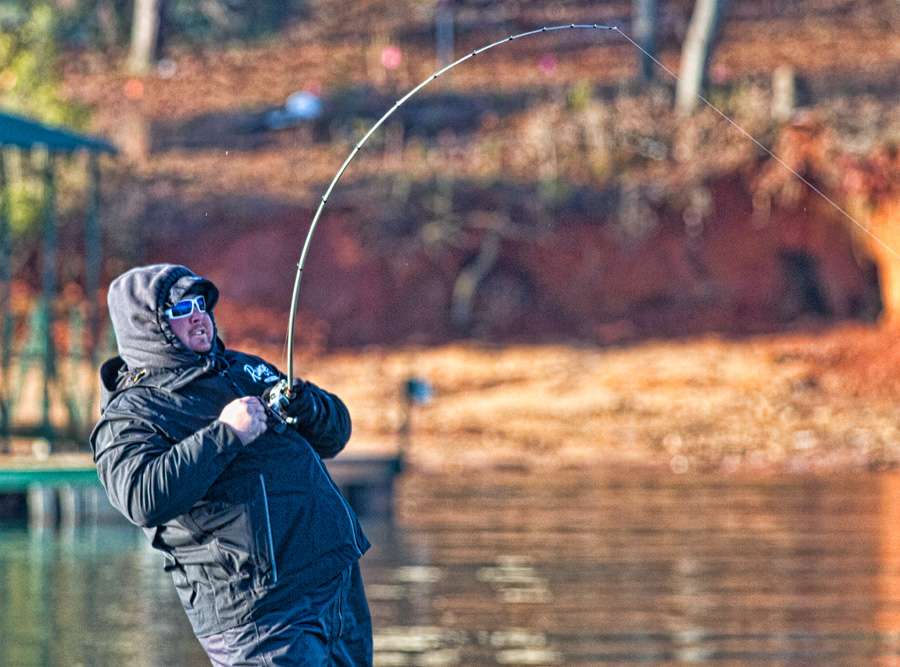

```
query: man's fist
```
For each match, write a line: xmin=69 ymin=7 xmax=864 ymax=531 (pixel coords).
xmin=219 ymin=397 xmax=267 ymax=445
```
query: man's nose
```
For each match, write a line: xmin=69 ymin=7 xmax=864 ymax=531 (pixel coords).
xmin=189 ymin=308 xmax=203 ymax=323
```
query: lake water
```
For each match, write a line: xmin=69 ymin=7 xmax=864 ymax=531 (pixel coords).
xmin=3 ymin=469 xmax=900 ymax=666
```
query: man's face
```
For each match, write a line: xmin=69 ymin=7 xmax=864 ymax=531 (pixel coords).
xmin=168 ymin=303 xmax=214 ymax=353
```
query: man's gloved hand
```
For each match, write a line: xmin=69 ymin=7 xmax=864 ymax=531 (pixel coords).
xmin=263 ymin=379 xmax=318 ymax=426
xmin=284 ymin=379 xmax=321 ymax=423
xmin=264 ymin=378 xmax=349 ymax=455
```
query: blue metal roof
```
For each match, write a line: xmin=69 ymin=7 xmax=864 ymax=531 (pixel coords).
xmin=0 ymin=110 xmax=117 ymax=154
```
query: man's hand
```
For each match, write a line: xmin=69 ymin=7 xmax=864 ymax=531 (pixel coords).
xmin=219 ymin=397 xmax=267 ymax=445
xmin=263 ymin=378 xmax=308 ymax=427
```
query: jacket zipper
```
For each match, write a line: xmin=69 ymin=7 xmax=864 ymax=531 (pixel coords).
xmin=313 ymin=455 xmax=363 ymax=555
xmin=258 ymin=474 xmax=278 ymax=583
xmin=224 ymin=364 xmax=359 ymax=564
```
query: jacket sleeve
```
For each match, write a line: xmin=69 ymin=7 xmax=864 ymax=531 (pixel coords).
xmin=288 ymin=381 xmax=352 ymax=459
xmin=91 ymin=413 xmax=245 ymax=528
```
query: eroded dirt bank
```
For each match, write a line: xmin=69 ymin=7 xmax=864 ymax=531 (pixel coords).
xmin=280 ymin=324 xmax=900 ymax=474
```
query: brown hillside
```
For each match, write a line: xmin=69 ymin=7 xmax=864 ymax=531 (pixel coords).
xmin=52 ymin=0 xmax=899 ymax=395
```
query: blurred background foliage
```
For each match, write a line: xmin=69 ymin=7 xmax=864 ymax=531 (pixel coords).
xmin=0 ymin=3 xmax=86 ymax=124
xmin=47 ymin=0 xmax=309 ymax=48
xmin=0 ymin=0 xmax=896 ymax=344
xmin=0 ymin=3 xmax=91 ymax=241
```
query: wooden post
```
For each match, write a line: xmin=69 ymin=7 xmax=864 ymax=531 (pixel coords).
xmin=398 ymin=390 xmax=412 ymax=457
xmin=58 ymin=483 xmax=79 ymax=528
xmin=27 ymin=485 xmax=58 ymax=528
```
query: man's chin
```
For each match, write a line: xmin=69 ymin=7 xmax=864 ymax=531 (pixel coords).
xmin=191 ymin=338 xmax=213 ymax=353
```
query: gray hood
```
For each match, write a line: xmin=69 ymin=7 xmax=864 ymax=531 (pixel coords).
xmin=107 ymin=263 xmax=220 ymax=370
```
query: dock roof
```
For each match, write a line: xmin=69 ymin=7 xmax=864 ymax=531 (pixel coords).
xmin=0 ymin=110 xmax=117 ymax=154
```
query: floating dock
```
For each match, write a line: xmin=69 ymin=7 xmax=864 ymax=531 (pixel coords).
xmin=0 ymin=451 xmax=403 ymax=526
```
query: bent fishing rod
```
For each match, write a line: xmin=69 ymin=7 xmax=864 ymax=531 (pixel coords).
xmin=265 ymin=23 xmax=615 ymax=419
xmin=265 ymin=22 xmax=898 ymax=421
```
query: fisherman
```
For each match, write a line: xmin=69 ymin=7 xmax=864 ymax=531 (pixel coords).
xmin=90 ymin=263 xmax=372 ymax=666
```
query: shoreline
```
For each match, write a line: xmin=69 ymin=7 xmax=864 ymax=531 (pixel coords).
xmin=298 ymin=325 xmax=900 ymax=476
xmin=5 ymin=324 xmax=899 ymax=477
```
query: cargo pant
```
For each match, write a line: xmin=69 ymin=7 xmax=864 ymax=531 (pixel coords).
xmin=198 ymin=562 xmax=373 ymax=666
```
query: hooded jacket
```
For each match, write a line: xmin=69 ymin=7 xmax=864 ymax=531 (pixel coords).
xmin=90 ymin=264 xmax=370 ymax=637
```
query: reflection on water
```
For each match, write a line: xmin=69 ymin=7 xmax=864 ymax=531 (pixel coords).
xmin=4 ymin=470 xmax=900 ymax=665
xmin=0 ymin=523 xmax=209 ymax=665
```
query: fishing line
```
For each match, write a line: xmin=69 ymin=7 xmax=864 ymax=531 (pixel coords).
xmin=613 ymin=26 xmax=898 ymax=261
xmin=267 ymin=22 xmax=896 ymax=416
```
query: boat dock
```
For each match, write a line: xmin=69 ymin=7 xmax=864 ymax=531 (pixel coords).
xmin=0 ymin=451 xmax=403 ymax=526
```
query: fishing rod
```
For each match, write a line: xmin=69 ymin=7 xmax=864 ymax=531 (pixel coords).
xmin=265 ymin=23 xmax=615 ymax=420
xmin=265 ymin=21 xmax=896 ymax=421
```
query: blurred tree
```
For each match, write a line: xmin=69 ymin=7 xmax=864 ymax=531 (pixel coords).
xmin=95 ymin=0 xmax=124 ymax=47
xmin=128 ymin=0 xmax=160 ymax=73
xmin=632 ymin=0 xmax=658 ymax=83
xmin=159 ymin=0 xmax=308 ymax=46
xmin=47 ymin=0 xmax=308 ymax=58
xmin=128 ymin=0 xmax=162 ymax=74
xmin=676 ymin=0 xmax=729 ymax=114
xmin=0 ymin=3 xmax=85 ymax=126
xmin=0 ymin=3 xmax=87 ymax=238
xmin=53 ymin=0 xmax=130 ymax=49
xmin=435 ymin=0 xmax=454 ymax=67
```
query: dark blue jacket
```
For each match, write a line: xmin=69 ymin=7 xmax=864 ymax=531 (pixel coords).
xmin=90 ymin=264 xmax=369 ymax=637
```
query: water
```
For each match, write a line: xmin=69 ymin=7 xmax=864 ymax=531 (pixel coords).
xmin=3 ymin=469 xmax=900 ymax=666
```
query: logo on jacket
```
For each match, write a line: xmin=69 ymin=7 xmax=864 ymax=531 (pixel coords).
xmin=244 ymin=363 xmax=279 ymax=384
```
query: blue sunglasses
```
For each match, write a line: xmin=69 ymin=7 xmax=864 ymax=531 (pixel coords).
xmin=164 ymin=295 xmax=207 ymax=320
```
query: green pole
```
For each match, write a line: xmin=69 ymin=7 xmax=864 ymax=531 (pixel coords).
xmin=40 ymin=151 xmax=57 ymax=442
xmin=64 ymin=305 xmax=84 ymax=433
xmin=0 ymin=149 xmax=10 ymax=451
xmin=85 ymin=153 xmax=101 ymax=351
xmin=83 ymin=153 xmax=102 ymax=432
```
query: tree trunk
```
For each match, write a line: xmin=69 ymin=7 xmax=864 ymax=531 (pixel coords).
xmin=95 ymin=0 xmax=120 ymax=47
xmin=771 ymin=65 xmax=797 ymax=122
xmin=675 ymin=0 xmax=729 ymax=114
xmin=867 ymin=199 xmax=900 ymax=326
xmin=435 ymin=0 xmax=455 ymax=67
xmin=632 ymin=0 xmax=658 ymax=83
xmin=451 ymin=231 xmax=501 ymax=332
xmin=128 ymin=0 xmax=160 ymax=74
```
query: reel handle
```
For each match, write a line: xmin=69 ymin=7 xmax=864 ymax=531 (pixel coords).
xmin=264 ymin=378 xmax=298 ymax=433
